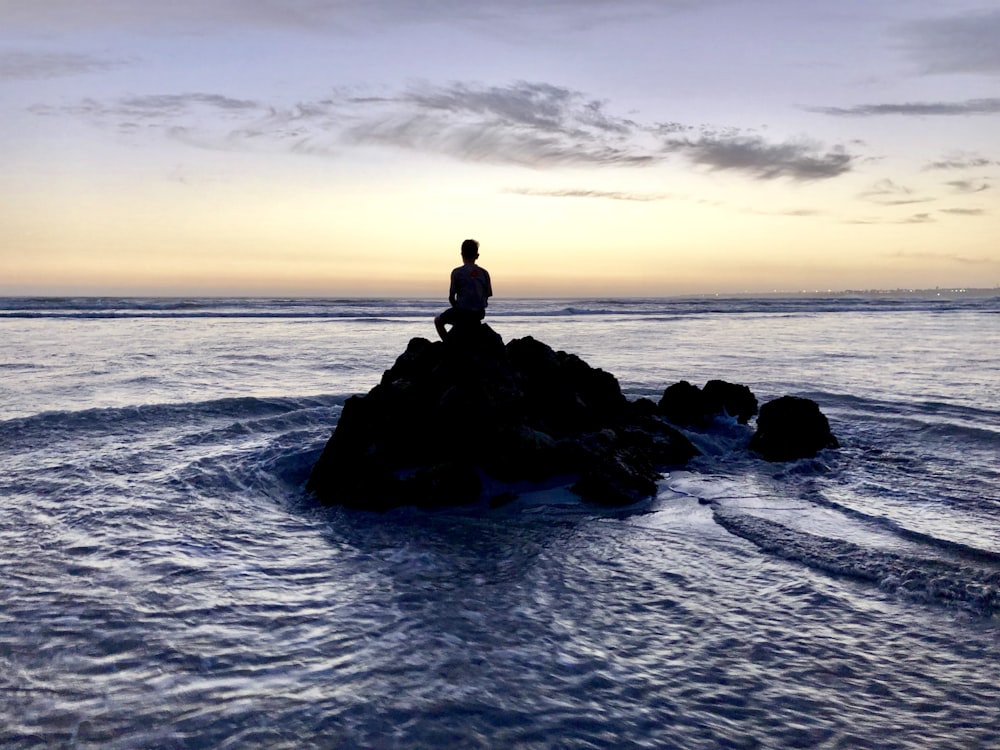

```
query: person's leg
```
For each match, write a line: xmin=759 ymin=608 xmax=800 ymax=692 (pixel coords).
xmin=435 ymin=308 xmax=455 ymax=340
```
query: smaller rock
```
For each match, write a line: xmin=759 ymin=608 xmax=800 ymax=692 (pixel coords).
xmin=657 ymin=379 xmax=759 ymax=427
xmin=703 ymin=379 xmax=758 ymax=424
xmin=749 ymin=395 xmax=839 ymax=461
xmin=657 ymin=380 xmax=711 ymax=427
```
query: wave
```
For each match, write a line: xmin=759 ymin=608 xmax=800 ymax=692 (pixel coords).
xmin=803 ymin=489 xmax=1000 ymax=564
xmin=0 ymin=394 xmax=345 ymax=452
xmin=808 ymin=391 xmax=1000 ymax=442
xmin=0 ymin=296 xmax=439 ymax=320
xmin=2 ymin=295 xmax=997 ymax=320
xmin=712 ymin=507 xmax=1000 ymax=616
xmin=0 ymin=310 xmax=434 ymax=321
xmin=0 ymin=394 xmax=340 ymax=518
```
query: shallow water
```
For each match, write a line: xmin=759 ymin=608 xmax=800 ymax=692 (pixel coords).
xmin=2 ymin=296 xmax=998 ymax=748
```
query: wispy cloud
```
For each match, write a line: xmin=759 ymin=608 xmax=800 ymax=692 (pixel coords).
xmin=30 ymin=82 xmax=659 ymax=166
xmin=118 ymin=93 xmax=260 ymax=113
xmin=401 ymin=82 xmax=635 ymax=135
xmin=939 ymin=207 xmax=987 ymax=216
xmin=29 ymin=92 xmax=270 ymax=142
xmin=811 ymin=98 xmax=1000 ymax=117
xmin=856 ymin=208 xmax=992 ymax=225
xmin=858 ymin=179 xmax=932 ymax=206
xmin=924 ymin=154 xmax=996 ymax=170
xmin=897 ymin=9 xmax=1000 ymax=75
xmin=744 ymin=207 xmax=823 ymax=218
xmin=945 ymin=179 xmax=990 ymax=194
xmin=0 ymin=50 xmax=125 ymax=80
xmin=28 ymin=80 xmax=858 ymax=180
xmin=336 ymin=81 xmax=656 ymax=167
xmin=661 ymin=134 xmax=854 ymax=181
xmin=505 ymin=188 xmax=670 ymax=201
xmin=901 ymin=212 xmax=934 ymax=224
xmin=0 ymin=0 xmax=705 ymax=34
xmin=845 ymin=211 xmax=936 ymax=226
xmin=506 ymin=187 xmax=826 ymax=217
xmin=885 ymin=250 xmax=997 ymax=265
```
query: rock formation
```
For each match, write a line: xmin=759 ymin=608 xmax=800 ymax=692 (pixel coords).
xmin=307 ymin=324 xmax=839 ymax=510
xmin=307 ymin=325 xmax=698 ymax=510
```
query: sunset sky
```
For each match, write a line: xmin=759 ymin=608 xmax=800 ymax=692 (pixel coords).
xmin=2 ymin=1 xmax=998 ymax=297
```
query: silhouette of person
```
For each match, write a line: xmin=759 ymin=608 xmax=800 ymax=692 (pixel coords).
xmin=435 ymin=239 xmax=493 ymax=340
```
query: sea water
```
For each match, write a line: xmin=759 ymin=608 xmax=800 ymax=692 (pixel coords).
xmin=1 ymin=295 xmax=998 ymax=748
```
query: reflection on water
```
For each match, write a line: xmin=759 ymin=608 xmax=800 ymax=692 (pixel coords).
xmin=2 ymin=297 xmax=998 ymax=747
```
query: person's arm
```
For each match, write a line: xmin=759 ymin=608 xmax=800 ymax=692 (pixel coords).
xmin=483 ymin=269 xmax=493 ymax=300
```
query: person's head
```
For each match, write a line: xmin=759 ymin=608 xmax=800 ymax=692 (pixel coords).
xmin=460 ymin=239 xmax=480 ymax=261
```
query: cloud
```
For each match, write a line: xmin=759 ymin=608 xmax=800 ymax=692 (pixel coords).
xmin=945 ymin=179 xmax=990 ymax=194
xmin=939 ymin=207 xmax=987 ymax=216
xmin=900 ymin=212 xmax=934 ymax=224
xmin=858 ymin=178 xmax=932 ymax=206
xmin=32 ymin=81 xmax=658 ymax=166
xmin=0 ymin=50 xmax=124 ymax=80
xmin=858 ymin=209 xmax=993 ymax=225
xmin=29 ymin=79 xmax=857 ymax=179
xmin=118 ymin=93 xmax=260 ymax=113
xmin=507 ymin=188 xmax=825 ymax=217
xmin=505 ymin=188 xmax=670 ymax=201
xmin=29 ymin=92 xmax=270 ymax=142
xmin=924 ymin=154 xmax=996 ymax=170
xmin=811 ymin=98 xmax=1000 ymax=117
xmin=0 ymin=0 xmax=704 ymax=34
xmin=886 ymin=250 xmax=997 ymax=265
xmin=745 ymin=208 xmax=823 ymax=218
xmin=897 ymin=10 xmax=1000 ymax=75
xmin=401 ymin=82 xmax=636 ymax=136
xmin=30 ymin=93 xmax=260 ymax=118
xmin=662 ymin=135 xmax=854 ymax=180
xmin=844 ymin=211 xmax=936 ymax=226
xmin=336 ymin=81 xmax=658 ymax=167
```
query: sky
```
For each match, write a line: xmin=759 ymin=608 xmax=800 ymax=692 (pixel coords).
xmin=1 ymin=0 xmax=998 ymax=297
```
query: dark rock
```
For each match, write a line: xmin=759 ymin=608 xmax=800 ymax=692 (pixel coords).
xmin=482 ymin=424 xmax=559 ymax=482
xmin=657 ymin=380 xmax=711 ymax=427
xmin=658 ymin=379 xmax=759 ymax=427
xmin=307 ymin=327 xmax=699 ymax=510
xmin=617 ymin=422 xmax=700 ymax=468
xmin=507 ymin=336 xmax=627 ymax=435
xmin=401 ymin=462 xmax=483 ymax=508
xmin=703 ymin=379 xmax=758 ymax=424
xmin=572 ymin=453 xmax=658 ymax=506
xmin=749 ymin=395 xmax=840 ymax=461
xmin=628 ymin=397 xmax=659 ymax=418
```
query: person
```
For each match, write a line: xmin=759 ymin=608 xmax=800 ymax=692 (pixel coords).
xmin=434 ymin=239 xmax=493 ymax=340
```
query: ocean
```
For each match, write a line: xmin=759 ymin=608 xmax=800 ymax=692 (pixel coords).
xmin=2 ymin=294 xmax=998 ymax=748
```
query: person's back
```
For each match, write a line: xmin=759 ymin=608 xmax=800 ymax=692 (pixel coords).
xmin=434 ymin=239 xmax=492 ymax=340
xmin=450 ymin=259 xmax=491 ymax=312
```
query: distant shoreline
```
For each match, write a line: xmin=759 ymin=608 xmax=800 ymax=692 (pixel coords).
xmin=688 ymin=287 xmax=1000 ymax=299
xmin=0 ymin=288 xmax=997 ymax=301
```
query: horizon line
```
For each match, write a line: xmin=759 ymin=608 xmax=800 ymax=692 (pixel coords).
xmin=1 ymin=286 xmax=998 ymax=301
